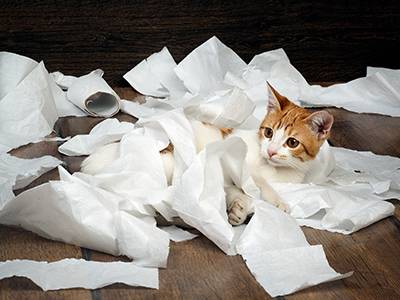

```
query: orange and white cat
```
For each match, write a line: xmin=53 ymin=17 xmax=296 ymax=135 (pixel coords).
xmin=81 ymin=84 xmax=333 ymax=225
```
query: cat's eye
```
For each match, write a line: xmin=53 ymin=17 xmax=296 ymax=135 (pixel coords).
xmin=264 ymin=127 xmax=273 ymax=138
xmin=286 ymin=137 xmax=299 ymax=148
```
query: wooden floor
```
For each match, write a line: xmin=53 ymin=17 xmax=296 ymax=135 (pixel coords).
xmin=0 ymin=88 xmax=399 ymax=300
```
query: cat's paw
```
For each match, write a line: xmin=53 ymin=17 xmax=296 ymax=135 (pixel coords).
xmin=228 ymin=198 xmax=248 ymax=226
xmin=262 ymin=192 xmax=290 ymax=214
xmin=275 ymin=201 xmax=290 ymax=213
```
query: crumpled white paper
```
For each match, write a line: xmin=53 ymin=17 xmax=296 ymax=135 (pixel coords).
xmin=173 ymin=136 xmax=259 ymax=254
xmin=0 ymin=52 xmax=86 ymax=152
xmin=124 ymin=36 xmax=400 ymax=120
xmin=123 ymin=37 xmax=257 ymax=129
xmin=160 ymin=225 xmax=198 ymax=242
xmin=274 ymin=182 xmax=395 ymax=234
xmin=0 ymin=259 xmax=158 ymax=290
xmin=121 ymin=98 xmax=174 ymax=119
xmin=236 ymin=201 xmax=352 ymax=297
xmin=124 ymin=47 xmax=187 ymax=98
xmin=0 ymin=166 xmax=170 ymax=268
xmin=75 ymin=128 xmax=173 ymax=217
xmin=0 ymin=52 xmax=38 ymax=99
xmin=329 ymin=147 xmax=400 ymax=194
xmin=116 ymin=37 xmax=399 ymax=296
xmin=0 ymin=61 xmax=59 ymax=152
xmin=301 ymin=68 xmax=400 ymax=116
xmin=58 ymin=118 xmax=135 ymax=156
xmin=1 ymin=37 xmax=399 ymax=296
xmin=0 ymin=153 xmax=62 ymax=208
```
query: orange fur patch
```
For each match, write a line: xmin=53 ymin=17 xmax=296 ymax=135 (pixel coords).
xmin=220 ymin=127 xmax=233 ymax=138
xmin=160 ymin=143 xmax=174 ymax=154
xmin=260 ymin=85 xmax=330 ymax=160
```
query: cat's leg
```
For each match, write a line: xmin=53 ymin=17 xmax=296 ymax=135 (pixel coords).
xmin=81 ymin=142 xmax=120 ymax=174
xmin=81 ymin=142 xmax=175 ymax=185
xmin=225 ymin=185 xmax=252 ymax=225
xmin=252 ymin=174 xmax=289 ymax=212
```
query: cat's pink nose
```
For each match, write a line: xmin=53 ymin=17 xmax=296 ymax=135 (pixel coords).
xmin=268 ymin=148 xmax=277 ymax=158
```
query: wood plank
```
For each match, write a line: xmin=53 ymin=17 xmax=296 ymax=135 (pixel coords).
xmin=326 ymin=107 xmax=400 ymax=157
xmin=1 ymin=1 xmax=400 ymax=85
xmin=0 ymin=226 xmax=91 ymax=300
xmin=91 ymin=235 xmax=272 ymax=299
xmin=0 ymin=141 xmax=91 ymax=300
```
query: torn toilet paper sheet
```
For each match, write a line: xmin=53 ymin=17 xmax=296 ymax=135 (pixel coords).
xmin=173 ymin=136 xmax=259 ymax=254
xmin=0 ymin=62 xmax=59 ymax=152
xmin=0 ymin=166 xmax=170 ymax=268
xmin=0 ymin=51 xmax=37 ymax=99
xmin=236 ymin=201 xmax=352 ymax=297
xmin=1 ymin=37 xmax=399 ymax=295
xmin=329 ymin=147 xmax=400 ymax=194
xmin=121 ymin=98 xmax=174 ymax=119
xmin=0 ymin=153 xmax=62 ymax=208
xmin=302 ymin=72 xmax=400 ymax=116
xmin=0 ymin=259 xmax=158 ymax=290
xmin=124 ymin=47 xmax=187 ymax=98
xmin=175 ymin=36 xmax=247 ymax=96
xmin=160 ymin=225 xmax=198 ymax=242
xmin=0 ymin=53 xmax=85 ymax=152
xmin=273 ymin=182 xmax=395 ymax=234
xmin=137 ymin=109 xmax=197 ymax=184
xmin=0 ymin=52 xmax=85 ymax=119
xmin=124 ymin=36 xmax=400 ymax=117
xmin=75 ymin=131 xmax=170 ymax=217
xmin=58 ymin=118 xmax=135 ymax=156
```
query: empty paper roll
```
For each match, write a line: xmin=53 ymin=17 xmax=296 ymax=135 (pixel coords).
xmin=67 ymin=70 xmax=120 ymax=117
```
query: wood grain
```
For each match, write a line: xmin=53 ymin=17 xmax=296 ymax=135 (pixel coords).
xmin=0 ymin=87 xmax=399 ymax=299
xmin=0 ymin=141 xmax=90 ymax=300
xmin=1 ymin=1 xmax=400 ymax=85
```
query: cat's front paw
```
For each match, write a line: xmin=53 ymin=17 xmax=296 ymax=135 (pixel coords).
xmin=262 ymin=192 xmax=290 ymax=214
xmin=275 ymin=201 xmax=290 ymax=213
xmin=228 ymin=199 xmax=248 ymax=226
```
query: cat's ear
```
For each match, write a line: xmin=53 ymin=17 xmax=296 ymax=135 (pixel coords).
xmin=267 ymin=82 xmax=290 ymax=113
xmin=306 ymin=110 xmax=334 ymax=140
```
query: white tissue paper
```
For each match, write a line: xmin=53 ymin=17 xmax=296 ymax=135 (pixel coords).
xmin=116 ymin=36 xmax=399 ymax=296
xmin=0 ymin=52 xmax=37 ymax=99
xmin=124 ymin=36 xmax=400 ymax=119
xmin=173 ymin=136 xmax=259 ymax=254
xmin=0 ymin=153 xmax=62 ymax=208
xmin=273 ymin=182 xmax=395 ymax=234
xmin=2 ymin=37 xmax=399 ymax=296
xmin=58 ymin=118 xmax=135 ymax=156
xmin=74 ymin=131 xmax=170 ymax=217
xmin=329 ymin=147 xmax=400 ymax=194
xmin=0 ymin=61 xmax=59 ymax=152
xmin=137 ymin=109 xmax=197 ymax=183
xmin=0 ymin=259 xmax=158 ymax=290
xmin=160 ymin=225 xmax=198 ymax=242
xmin=0 ymin=166 xmax=170 ymax=268
xmin=121 ymin=98 xmax=174 ymax=119
xmin=0 ymin=52 xmax=87 ymax=152
xmin=236 ymin=201 xmax=352 ymax=297
xmin=123 ymin=47 xmax=187 ymax=98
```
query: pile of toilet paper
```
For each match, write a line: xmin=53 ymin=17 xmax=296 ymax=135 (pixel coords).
xmin=0 ymin=37 xmax=399 ymax=297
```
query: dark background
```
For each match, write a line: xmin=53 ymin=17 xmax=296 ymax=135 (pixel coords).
xmin=1 ymin=0 xmax=400 ymax=85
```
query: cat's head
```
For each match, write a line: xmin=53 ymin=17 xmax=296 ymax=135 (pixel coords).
xmin=258 ymin=83 xmax=333 ymax=170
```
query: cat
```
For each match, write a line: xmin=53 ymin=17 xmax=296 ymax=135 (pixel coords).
xmin=81 ymin=83 xmax=334 ymax=225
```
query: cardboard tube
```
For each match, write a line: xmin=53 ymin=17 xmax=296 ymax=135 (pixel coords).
xmin=67 ymin=70 xmax=120 ymax=117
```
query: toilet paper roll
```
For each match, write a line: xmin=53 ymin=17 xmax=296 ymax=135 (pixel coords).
xmin=67 ymin=70 xmax=120 ymax=117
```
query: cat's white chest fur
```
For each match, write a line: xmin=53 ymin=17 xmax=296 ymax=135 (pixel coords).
xmin=231 ymin=129 xmax=306 ymax=184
